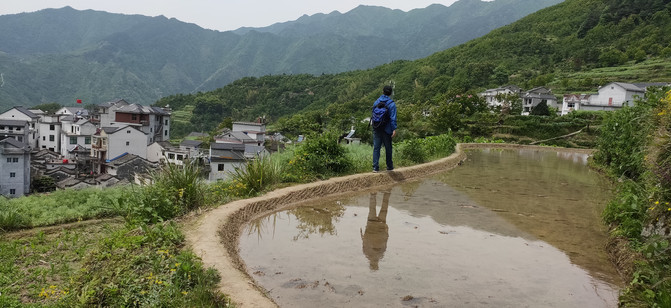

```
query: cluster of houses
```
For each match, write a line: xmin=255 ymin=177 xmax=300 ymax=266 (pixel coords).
xmin=0 ymin=99 xmax=271 ymax=198
xmin=479 ymin=81 xmax=670 ymax=115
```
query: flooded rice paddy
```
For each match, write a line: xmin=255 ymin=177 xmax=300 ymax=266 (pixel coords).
xmin=239 ymin=149 xmax=622 ymax=307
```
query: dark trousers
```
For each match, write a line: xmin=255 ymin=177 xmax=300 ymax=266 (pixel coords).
xmin=372 ymin=129 xmax=393 ymax=171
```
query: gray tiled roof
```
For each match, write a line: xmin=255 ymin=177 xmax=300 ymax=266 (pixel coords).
xmin=14 ymin=106 xmax=40 ymax=119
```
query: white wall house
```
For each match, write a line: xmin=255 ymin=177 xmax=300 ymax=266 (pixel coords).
xmin=208 ymin=142 xmax=246 ymax=182
xmin=561 ymin=94 xmax=592 ymax=116
xmin=561 ymin=82 xmax=670 ymax=115
xmin=91 ymin=125 xmax=148 ymax=174
xmin=0 ymin=106 xmax=40 ymax=148
xmin=37 ymin=115 xmax=62 ymax=152
xmin=147 ymin=141 xmax=190 ymax=165
xmin=479 ymin=85 xmax=521 ymax=108
xmin=60 ymin=118 xmax=96 ymax=160
xmin=521 ymin=87 xmax=558 ymax=115
xmin=95 ymin=99 xmax=171 ymax=144
xmin=232 ymin=121 xmax=266 ymax=146
xmin=0 ymin=138 xmax=31 ymax=197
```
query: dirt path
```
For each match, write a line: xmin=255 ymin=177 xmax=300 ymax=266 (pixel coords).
xmin=182 ymin=143 xmax=591 ymax=307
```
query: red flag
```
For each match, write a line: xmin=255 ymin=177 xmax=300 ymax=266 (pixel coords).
xmin=76 ymin=99 xmax=82 ymax=104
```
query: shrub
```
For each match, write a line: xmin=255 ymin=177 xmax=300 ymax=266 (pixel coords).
xmin=119 ymin=159 xmax=207 ymax=224
xmin=0 ymin=201 xmax=29 ymax=232
xmin=286 ymin=131 xmax=353 ymax=180
xmin=396 ymin=138 xmax=427 ymax=164
xmin=231 ymin=156 xmax=281 ymax=196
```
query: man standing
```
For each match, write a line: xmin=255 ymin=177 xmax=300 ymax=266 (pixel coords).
xmin=372 ymin=85 xmax=397 ymax=172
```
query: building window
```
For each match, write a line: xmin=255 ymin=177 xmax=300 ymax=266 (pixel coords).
xmin=164 ymin=130 xmax=168 ymax=136
xmin=127 ymin=130 xmax=131 ymax=134
xmin=12 ymin=158 xmax=18 ymax=163
xmin=132 ymin=114 xmax=137 ymax=121
xmin=50 ymin=124 xmax=55 ymax=130
xmin=168 ymin=153 xmax=175 ymax=159
xmin=9 ymin=189 xmax=15 ymax=195
xmin=177 ymin=154 xmax=184 ymax=161
xmin=49 ymin=135 xmax=55 ymax=142
xmin=6 ymin=158 xmax=11 ymax=163
xmin=165 ymin=119 xmax=169 ymax=126
xmin=17 ymin=136 xmax=22 ymax=142
xmin=10 ymin=172 xmax=16 ymax=178
xmin=43 ymin=136 xmax=46 ymax=141
xmin=218 ymin=164 xmax=225 ymax=171
xmin=16 ymin=127 xmax=21 ymax=131
xmin=85 ymin=137 xmax=91 ymax=144
xmin=125 ymin=141 xmax=130 ymax=146
xmin=70 ymin=136 xmax=77 ymax=144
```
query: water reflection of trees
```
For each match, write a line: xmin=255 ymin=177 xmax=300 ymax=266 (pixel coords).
xmin=289 ymin=201 xmax=346 ymax=241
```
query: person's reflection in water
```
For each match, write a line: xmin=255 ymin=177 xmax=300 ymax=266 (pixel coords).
xmin=360 ymin=190 xmax=390 ymax=271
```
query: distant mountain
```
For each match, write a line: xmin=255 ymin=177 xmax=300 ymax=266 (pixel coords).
xmin=155 ymin=0 xmax=671 ymax=136
xmin=0 ymin=0 xmax=562 ymax=109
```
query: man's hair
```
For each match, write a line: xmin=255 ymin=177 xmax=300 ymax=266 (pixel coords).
xmin=383 ymin=85 xmax=393 ymax=96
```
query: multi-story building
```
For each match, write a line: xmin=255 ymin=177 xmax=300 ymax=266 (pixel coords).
xmin=36 ymin=114 xmax=62 ymax=152
xmin=60 ymin=117 xmax=96 ymax=160
xmin=0 ymin=106 xmax=40 ymax=148
xmin=91 ymin=125 xmax=148 ymax=174
xmin=0 ymin=119 xmax=31 ymax=145
xmin=95 ymin=99 xmax=171 ymax=144
xmin=0 ymin=138 xmax=31 ymax=197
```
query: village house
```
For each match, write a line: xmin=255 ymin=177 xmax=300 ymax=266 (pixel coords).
xmin=36 ymin=114 xmax=62 ymax=151
xmin=0 ymin=138 xmax=31 ymax=197
xmin=479 ymin=85 xmax=522 ymax=108
xmin=0 ymin=119 xmax=31 ymax=146
xmin=91 ymin=125 xmax=148 ymax=174
xmin=55 ymin=106 xmax=90 ymax=118
xmin=94 ymin=99 xmax=171 ymax=144
xmin=561 ymin=82 xmax=670 ymax=115
xmin=521 ymin=87 xmax=558 ymax=115
xmin=103 ymin=153 xmax=157 ymax=182
xmin=60 ymin=116 xmax=96 ymax=161
xmin=0 ymin=106 xmax=40 ymax=148
xmin=208 ymin=142 xmax=246 ymax=182
xmin=180 ymin=139 xmax=205 ymax=158
xmin=232 ymin=121 xmax=266 ymax=146
xmin=147 ymin=141 xmax=191 ymax=165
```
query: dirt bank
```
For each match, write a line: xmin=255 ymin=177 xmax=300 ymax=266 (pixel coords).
xmin=183 ymin=143 xmax=590 ymax=308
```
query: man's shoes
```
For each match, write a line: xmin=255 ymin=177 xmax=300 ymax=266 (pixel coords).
xmin=372 ymin=169 xmax=379 ymax=173
xmin=386 ymin=168 xmax=394 ymax=171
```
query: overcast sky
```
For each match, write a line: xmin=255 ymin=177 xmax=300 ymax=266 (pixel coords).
xmin=0 ymin=0 xmax=474 ymax=32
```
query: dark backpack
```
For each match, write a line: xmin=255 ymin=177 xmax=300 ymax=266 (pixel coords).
xmin=371 ymin=101 xmax=390 ymax=131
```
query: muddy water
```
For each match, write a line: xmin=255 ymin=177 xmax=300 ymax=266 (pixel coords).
xmin=239 ymin=149 xmax=621 ymax=307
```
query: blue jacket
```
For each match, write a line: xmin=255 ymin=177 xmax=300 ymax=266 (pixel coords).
xmin=373 ymin=95 xmax=397 ymax=135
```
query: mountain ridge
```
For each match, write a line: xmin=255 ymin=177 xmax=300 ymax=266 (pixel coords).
xmin=0 ymin=0 xmax=563 ymax=109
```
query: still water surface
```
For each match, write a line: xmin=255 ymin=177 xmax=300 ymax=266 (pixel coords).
xmin=239 ymin=149 xmax=621 ymax=307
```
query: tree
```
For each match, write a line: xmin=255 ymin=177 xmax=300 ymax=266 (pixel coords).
xmin=31 ymin=103 xmax=62 ymax=114
xmin=530 ymin=100 xmax=550 ymax=116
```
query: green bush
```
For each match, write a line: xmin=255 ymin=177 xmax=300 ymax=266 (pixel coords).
xmin=231 ymin=155 xmax=281 ymax=196
xmin=0 ymin=201 xmax=29 ymax=232
xmin=119 ymin=159 xmax=207 ymax=224
xmin=285 ymin=131 xmax=353 ymax=181
xmin=397 ymin=138 xmax=427 ymax=164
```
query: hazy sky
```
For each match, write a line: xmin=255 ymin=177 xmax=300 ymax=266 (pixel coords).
xmin=0 ymin=0 xmax=471 ymax=32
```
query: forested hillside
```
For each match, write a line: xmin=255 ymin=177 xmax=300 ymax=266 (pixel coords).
xmin=157 ymin=0 xmax=671 ymax=137
xmin=0 ymin=0 xmax=560 ymax=110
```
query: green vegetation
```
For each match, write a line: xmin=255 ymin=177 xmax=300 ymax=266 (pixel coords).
xmin=594 ymin=87 xmax=671 ymax=306
xmin=0 ymin=0 xmax=558 ymax=109
xmin=155 ymin=0 xmax=671 ymax=140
